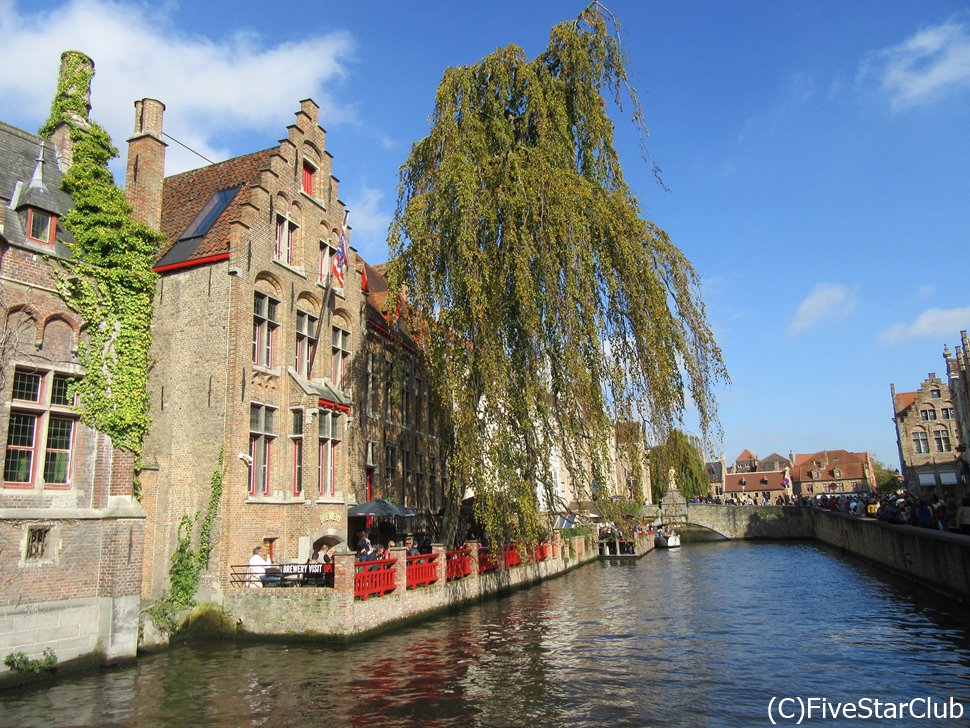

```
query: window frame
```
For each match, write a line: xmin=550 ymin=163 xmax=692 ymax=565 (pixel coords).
xmin=291 ymin=408 xmax=304 ymax=497
xmin=330 ymin=324 xmax=350 ymax=390
xmin=252 ymin=292 xmax=280 ymax=369
xmin=25 ymin=208 xmax=55 ymax=246
xmin=912 ymin=430 xmax=929 ymax=454
xmin=934 ymin=429 xmax=951 ymax=453
xmin=318 ymin=409 xmax=342 ymax=498
xmin=274 ymin=214 xmax=298 ymax=266
xmin=249 ymin=403 xmax=276 ymax=497
xmin=295 ymin=309 xmax=319 ymax=378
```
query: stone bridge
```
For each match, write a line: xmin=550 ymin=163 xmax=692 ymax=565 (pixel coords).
xmin=661 ymin=503 xmax=814 ymax=539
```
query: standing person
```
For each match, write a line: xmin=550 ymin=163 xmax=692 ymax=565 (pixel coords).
xmin=957 ymin=498 xmax=970 ymax=536
xmin=248 ymin=545 xmax=271 ymax=588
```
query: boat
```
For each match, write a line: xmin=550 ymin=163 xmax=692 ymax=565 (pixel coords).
xmin=655 ymin=526 xmax=681 ymax=549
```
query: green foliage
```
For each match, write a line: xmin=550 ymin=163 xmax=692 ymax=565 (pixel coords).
xmin=649 ymin=429 xmax=709 ymax=502
xmin=593 ymin=494 xmax=644 ymax=528
xmin=147 ymin=450 xmax=225 ymax=631
xmin=388 ymin=5 xmax=726 ymax=546
xmin=3 ymin=648 xmax=56 ymax=674
xmin=40 ymin=51 xmax=162 ymax=455
xmin=870 ymin=456 xmax=901 ymax=494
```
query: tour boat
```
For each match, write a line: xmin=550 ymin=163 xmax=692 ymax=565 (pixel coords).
xmin=655 ymin=528 xmax=681 ymax=549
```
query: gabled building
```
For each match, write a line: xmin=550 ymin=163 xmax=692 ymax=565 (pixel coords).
xmin=891 ymin=372 xmax=963 ymax=492
xmin=732 ymin=449 xmax=758 ymax=473
xmin=791 ymin=449 xmax=875 ymax=496
xmin=0 ymin=53 xmax=144 ymax=675
xmin=944 ymin=333 xmax=970 ymax=492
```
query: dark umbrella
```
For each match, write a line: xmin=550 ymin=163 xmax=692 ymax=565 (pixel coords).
xmin=312 ymin=534 xmax=344 ymax=551
xmin=347 ymin=498 xmax=417 ymax=518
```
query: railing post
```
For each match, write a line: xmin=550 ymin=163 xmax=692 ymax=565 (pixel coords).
xmin=334 ymin=550 xmax=356 ymax=598
xmin=465 ymin=541 xmax=480 ymax=579
xmin=552 ymin=532 xmax=562 ymax=560
xmin=392 ymin=547 xmax=407 ymax=592
xmin=432 ymin=543 xmax=447 ymax=584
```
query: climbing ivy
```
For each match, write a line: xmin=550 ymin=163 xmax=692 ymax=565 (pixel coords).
xmin=147 ymin=450 xmax=225 ymax=631
xmin=40 ymin=50 xmax=162 ymax=456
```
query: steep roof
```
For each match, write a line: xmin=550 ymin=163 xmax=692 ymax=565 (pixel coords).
xmin=0 ymin=120 xmax=74 ymax=257
xmin=893 ymin=391 xmax=918 ymax=415
xmin=791 ymin=449 xmax=868 ymax=481
xmin=736 ymin=449 xmax=757 ymax=461
xmin=156 ymin=149 xmax=273 ymax=270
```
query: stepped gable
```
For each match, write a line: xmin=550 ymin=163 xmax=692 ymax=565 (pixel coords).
xmin=156 ymin=148 xmax=273 ymax=268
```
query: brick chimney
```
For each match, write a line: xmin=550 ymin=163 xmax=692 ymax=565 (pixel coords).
xmin=49 ymin=50 xmax=94 ymax=172
xmin=125 ymin=98 xmax=167 ymax=231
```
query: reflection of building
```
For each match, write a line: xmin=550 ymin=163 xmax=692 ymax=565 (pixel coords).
xmin=891 ymin=373 xmax=962 ymax=492
xmin=791 ymin=450 xmax=875 ymax=496
xmin=0 ymin=54 xmax=144 ymax=672
xmin=944 ymin=334 xmax=970 ymax=493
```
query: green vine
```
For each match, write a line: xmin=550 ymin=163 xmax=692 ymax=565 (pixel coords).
xmin=146 ymin=449 xmax=225 ymax=632
xmin=3 ymin=648 xmax=56 ymax=674
xmin=40 ymin=50 xmax=162 ymax=456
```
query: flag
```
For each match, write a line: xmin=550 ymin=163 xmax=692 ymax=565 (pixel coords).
xmin=361 ymin=262 xmax=368 ymax=292
xmin=331 ymin=211 xmax=348 ymax=288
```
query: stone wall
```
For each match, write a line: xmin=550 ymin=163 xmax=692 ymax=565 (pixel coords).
xmin=812 ymin=510 xmax=970 ymax=602
xmin=683 ymin=504 xmax=815 ymax=539
xmin=215 ymin=534 xmax=597 ymax=640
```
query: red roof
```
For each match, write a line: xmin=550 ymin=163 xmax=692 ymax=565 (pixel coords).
xmin=893 ymin=391 xmax=918 ymax=415
xmin=736 ymin=449 xmax=757 ymax=461
xmin=724 ymin=470 xmax=789 ymax=493
xmin=791 ymin=450 xmax=868 ymax=481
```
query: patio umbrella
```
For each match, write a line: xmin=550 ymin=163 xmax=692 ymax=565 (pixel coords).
xmin=347 ymin=498 xmax=417 ymax=518
xmin=312 ymin=534 xmax=344 ymax=551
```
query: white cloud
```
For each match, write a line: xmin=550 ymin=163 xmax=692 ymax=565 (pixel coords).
xmin=0 ymin=0 xmax=356 ymax=174
xmin=880 ymin=306 xmax=970 ymax=343
xmin=345 ymin=184 xmax=392 ymax=262
xmin=863 ymin=17 xmax=970 ymax=110
xmin=787 ymin=283 xmax=859 ymax=336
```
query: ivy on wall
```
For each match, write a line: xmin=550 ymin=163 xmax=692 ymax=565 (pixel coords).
xmin=40 ymin=50 xmax=162 ymax=456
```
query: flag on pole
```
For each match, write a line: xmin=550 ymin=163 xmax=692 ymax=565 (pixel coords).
xmin=331 ymin=210 xmax=348 ymax=288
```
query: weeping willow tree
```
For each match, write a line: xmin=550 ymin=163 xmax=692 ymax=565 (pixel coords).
xmin=388 ymin=4 xmax=727 ymax=545
xmin=649 ymin=429 xmax=710 ymax=502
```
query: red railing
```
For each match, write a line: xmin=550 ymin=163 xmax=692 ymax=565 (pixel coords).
xmin=533 ymin=543 xmax=550 ymax=562
xmin=446 ymin=546 xmax=472 ymax=581
xmin=355 ymin=557 xmax=397 ymax=600
xmin=478 ymin=547 xmax=498 ymax=574
xmin=406 ymin=553 xmax=439 ymax=589
xmin=503 ymin=544 xmax=522 ymax=569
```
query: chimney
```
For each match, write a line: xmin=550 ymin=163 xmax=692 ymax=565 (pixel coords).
xmin=49 ymin=50 xmax=94 ymax=172
xmin=125 ymin=98 xmax=167 ymax=231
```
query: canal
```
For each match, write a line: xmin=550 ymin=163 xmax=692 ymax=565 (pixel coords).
xmin=3 ymin=541 xmax=970 ymax=726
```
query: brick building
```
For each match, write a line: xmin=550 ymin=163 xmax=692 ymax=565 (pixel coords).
xmin=791 ymin=449 xmax=875 ymax=496
xmin=892 ymin=372 xmax=963 ymax=492
xmin=131 ymin=98 xmax=449 ymax=600
xmin=0 ymin=53 xmax=144 ymax=676
xmin=944 ymin=333 xmax=970 ymax=492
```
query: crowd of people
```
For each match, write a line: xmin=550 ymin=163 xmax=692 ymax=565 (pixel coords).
xmin=689 ymin=491 xmax=970 ymax=534
xmin=354 ymin=531 xmax=433 ymax=564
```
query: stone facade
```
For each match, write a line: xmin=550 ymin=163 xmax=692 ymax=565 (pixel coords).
xmin=0 ymin=54 xmax=144 ymax=679
xmin=891 ymin=373 xmax=963 ymax=492
xmin=944 ymin=332 xmax=970 ymax=493
xmin=791 ymin=449 xmax=875 ymax=496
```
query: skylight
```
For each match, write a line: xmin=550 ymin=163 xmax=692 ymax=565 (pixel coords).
xmin=178 ymin=185 xmax=241 ymax=241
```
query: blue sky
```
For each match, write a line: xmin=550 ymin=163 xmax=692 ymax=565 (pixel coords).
xmin=2 ymin=0 xmax=969 ymax=466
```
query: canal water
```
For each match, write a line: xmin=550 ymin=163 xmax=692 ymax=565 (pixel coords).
xmin=4 ymin=541 xmax=970 ymax=727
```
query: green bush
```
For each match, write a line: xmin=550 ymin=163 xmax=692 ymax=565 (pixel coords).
xmin=4 ymin=648 xmax=56 ymax=674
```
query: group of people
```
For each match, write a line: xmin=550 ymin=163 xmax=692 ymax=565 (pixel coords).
xmin=246 ymin=543 xmax=336 ymax=587
xmin=354 ymin=531 xmax=433 ymax=564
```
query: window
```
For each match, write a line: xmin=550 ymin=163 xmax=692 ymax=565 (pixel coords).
xmin=301 ymin=161 xmax=316 ymax=197
xmin=384 ymin=444 xmax=397 ymax=494
xmin=384 ymin=356 xmax=393 ymax=421
xmin=930 ymin=388 xmax=941 ymax=399
xmin=252 ymin=292 xmax=279 ymax=368
xmin=331 ymin=325 xmax=350 ymax=389
xmin=402 ymin=447 xmax=412 ymax=505
xmin=942 ymin=407 xmax=955 ymax=420
xmin=920 ymin=409 xmax=936 ymax=421
xmin=25 ymin=526 xmax=51 ymax=561
xmin=291 ymin=408 xmax=304 ymax=496
xmin=318 ymin=409 xmax=342 ymax=498
xmin=415 ymin=377 xmax=425 ymax=432
xmin=318 ymin=240 xmax=334 ymax=286
xmin=26 ymin=208 xmax=54 ymax=245
xmin=934 ymin=429 xmax=951 ymax=453
xmin=366 ymin=351 xmax=378 ymax=418
xmin=4 ymin=370 xmax=77 ymax=488
xmin=912 ymin=430 xmax=929 ymax=454
xmin=249 ymin=403 xmax=276 ymax=496
xmin=275 ymin=215 xmax=298 ymax=265
xmin=295 ymin=310 xmax=318 ymax=377
xmin=401 ymin=359 xmax=413 ymax=428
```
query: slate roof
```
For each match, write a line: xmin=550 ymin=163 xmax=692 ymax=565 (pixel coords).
xmin=0 ymin=120 xmax=74 ymax=258
xmin=156 ymin=149 xmax=273 ymax=270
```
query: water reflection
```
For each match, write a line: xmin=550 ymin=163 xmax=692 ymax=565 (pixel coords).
xmin=3 ymin=542 xmax=969 ymax=727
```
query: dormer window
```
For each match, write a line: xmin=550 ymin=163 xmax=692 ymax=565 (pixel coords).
xmin=930 ymin=388 xmax=941 ymax=399
xmin=26 ymin=208 xmax=55 ymax=245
